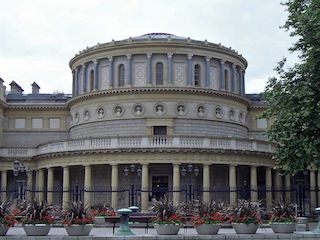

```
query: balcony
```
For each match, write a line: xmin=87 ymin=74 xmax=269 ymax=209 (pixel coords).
xmin=0 ymin=136 xmax=273 ymax=159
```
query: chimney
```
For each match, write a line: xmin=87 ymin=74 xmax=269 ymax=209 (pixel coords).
xmin=9 ymin=81 xmax=24 ymax=94
xmin=31 ymin=82 xmax=40 ymax=94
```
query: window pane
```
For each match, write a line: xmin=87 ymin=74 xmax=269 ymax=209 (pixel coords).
xmin=194 ymin=64 xmax=200 ymax=86
xmin=32 ymin=118 xmax=43 ymax=129
xmin=15 ymin=118 xmax=25 ymax=129
xmin=119 ymin=64 xmax=125 ymax=87
xmin=156 ymin=62 xmax=163 ymax=85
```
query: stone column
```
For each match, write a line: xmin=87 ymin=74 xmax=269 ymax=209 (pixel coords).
xmin=62 ymin=166 xmax=70 ymax=209
xmin=250 ymin=166 xmax=258 ymax=201
xmin=93 ymin=60 xmax=99 ymax=91
xmin=72 ymin=70 xmax=75 ymax=96
xmin=47 ymin=167 xmax=54 ymax=204
xmin=167 ymin=53 xmax=173 ymax=84
xmin=172 ymin=164 xmax=180 ymax=203
xmin=26 ymin=171 xmax=33 ymax=201
xmin=82 ymin=63 xmax=87 ymax=93
xmin=239 ymin=68 xmax=243 ymax=95
xmin=203 ymin=164 xmax=210 ymax=202
xmin=187 ymin=54 xmax=193 ymax=85
xmin=141 ymin=164 xmax=149 ymax=212
xmin=242 ymin=70 xmax=246 ymax=96
xmin=274 ymin=170 xmax=282 ymax=202
xmin=285 ymin=175 xmax=291 ymax=203
xmin=147 ymin=53 xmax=152 ymax=85
xmin=265 ymin=167 xmax=272 ymax=210
xmin=111 ymin=164 xmax=118 ymax=210
xmin=109 ymin=57 xmax=113 ymax=88
xmin=229 ymin=165 xmax=237 ymax=205
xmin=1 ymin=170 xmax=7 ymax=200
xmin=84 ymin=165 xmax=92 ymax=207
xmin=310 ymin=170 xmax=316 ymax=211
xmin=38 ymin=169 xmax=45 ymax=202
xmin=220 ymin=60 xmax=225 ymax=90
xmin=74 ymin=68 xmax=78 ymax=96
xmin=126 ymin=54 xmax=132 ymax=86
xmin=205 ymin=57 xmax=210 ymax=87
xmin=232 ymin=64 xmax=236 ymax=92
xmin=318 ymin=171 xmax=320 ymax=206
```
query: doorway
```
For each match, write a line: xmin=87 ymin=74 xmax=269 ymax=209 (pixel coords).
xmin=152 ymin=176 xmax=169 ymax=200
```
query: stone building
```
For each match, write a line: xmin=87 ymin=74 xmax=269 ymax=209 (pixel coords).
xmin=0 ymin=33 xmax=318 ymax=213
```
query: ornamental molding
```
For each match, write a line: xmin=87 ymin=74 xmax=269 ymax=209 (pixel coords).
xmin=67 ymin=87 xmax=251 ymax=108
xmin=7 ymin=104 xmax=67 ymax=111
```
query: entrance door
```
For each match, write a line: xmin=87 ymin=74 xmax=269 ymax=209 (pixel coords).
xmin=152 ymin=176 xmax=169 ymax=200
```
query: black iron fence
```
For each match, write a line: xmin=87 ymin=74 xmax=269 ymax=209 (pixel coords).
xmin=1 ymin=185 xmax=318 ymax=217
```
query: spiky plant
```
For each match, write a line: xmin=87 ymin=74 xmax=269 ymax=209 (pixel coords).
xmin=91 ymin=203 xmax=115 ymax=217
xmin=227 ymin=199 xmax=262 ymax=224
xmin=62 ymin=201 xmax=93 ymax=226
xmin=269 ymin=201 xmax=297 ymax=223
xmin=151 ymin=195 xmax=182 ymax=224
xmin=0 ymin=199 xmax=15 ymax=227
xmin=189 ymin=200 xmax=224 ymax=226
xmin=22 ymin=199 xmax=54 ymax=225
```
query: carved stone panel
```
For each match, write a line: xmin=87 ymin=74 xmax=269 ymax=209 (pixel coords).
xmin=174 ymin=62 xmax=186 ymax=86
xmin=99 ymin=65 xmax=109 ymax=90
xmin=133 ymin=62 xmax=146 ymax=87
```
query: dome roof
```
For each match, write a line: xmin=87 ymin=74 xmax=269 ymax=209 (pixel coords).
xmin=132 ymin=33 xmax=186 ymax=40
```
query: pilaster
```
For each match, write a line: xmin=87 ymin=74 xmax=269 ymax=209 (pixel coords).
xmin=187 ymin=54 xmax=193 ymax=86
xmin=203 ymin=164 xmax=210 ymax=202
xmin=47 ymin=167 xmax=54 ymax=204
xmin=111 ymin=164 xmax=118 ymax=210
xmin=229 ymin=164 xmax=237 ymax=205
xmin=147 ymin=53 xmax=152 ymax=85
xmin=167 ymin=53 xmax=173 ymax=85
xmin=109 ymin=57 xmax=113 ymax=88
xmin=126 ymin=54 xmax=132 ymax=86
xmin=141 ymin=164 xmax=149 ymax=212
xmin=84 ymin=165 xmax=92 ymax=207
xmin=220 ymin=60 xmax=225 ymax=90
xmin=63 ymin=166 xmax=70 ymax=209
xmin=205 ymin=57 xmax=210 ymax=87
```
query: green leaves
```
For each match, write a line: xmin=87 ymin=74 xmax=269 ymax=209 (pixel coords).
xmin=261 ymin=0 xmax=320 ymax=175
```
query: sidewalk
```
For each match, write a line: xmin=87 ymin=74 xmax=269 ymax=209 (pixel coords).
xmin=2 ymin=224 xmax=320 ymax=240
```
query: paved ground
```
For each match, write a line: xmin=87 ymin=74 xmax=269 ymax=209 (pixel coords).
xmin=1 ymin=222 xmax=319 ymax=239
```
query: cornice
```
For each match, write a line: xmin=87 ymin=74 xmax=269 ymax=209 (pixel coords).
xmin=34 ymin=147 xmax=273 ymax=160
xmin=6 ymin=104 xmax=68 ymax=111
xmin=67 ymin=87 xmax=251 ymax=108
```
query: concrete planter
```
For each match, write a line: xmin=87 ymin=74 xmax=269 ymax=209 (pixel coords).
xmin=195 ymin=224 xmax=221 ymax=235
xmin=153 ymin=223 xmax=181 ymax=235
xmin=0 ymin=225 xmax=9 ymax=236
xmin=270 ymin=222 xmax=296 ymax=233
xmin=94 ymin=216 xmax=105 ymax=224
xmin=23 ymin=224 xmax=51 ymax=236
xmin=65 ymin=224 xmax=93 ymax=236
xmin=232 ymin=223 xmax=259 ymax=234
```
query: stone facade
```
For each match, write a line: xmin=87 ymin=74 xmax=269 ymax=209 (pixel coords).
xmin=0 ymin=33 xmax=318 ymax=214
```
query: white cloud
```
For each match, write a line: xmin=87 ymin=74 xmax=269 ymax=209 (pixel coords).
xmin=0 ymin=0 xmax=297 ymax=94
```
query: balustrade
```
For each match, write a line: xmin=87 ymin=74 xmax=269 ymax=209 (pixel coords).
xmin=0 ymin=136 xmax=274 ymax=158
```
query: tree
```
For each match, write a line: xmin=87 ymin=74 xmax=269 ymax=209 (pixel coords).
xmin=261 ymin=0 xmax=320 ymax=175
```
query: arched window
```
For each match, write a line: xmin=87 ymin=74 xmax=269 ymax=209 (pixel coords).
xmin=118 ymin=64 xmax=125 ymax=87
xmin=89 ymin=69 xmax=94 ymax=91
xmin=156 ymin=62 xmax=163 ymax=85
xmin=224 ymin=69 xmax=229 ymax=91
xmin=194 ymin=64 xmax=200 ymax=86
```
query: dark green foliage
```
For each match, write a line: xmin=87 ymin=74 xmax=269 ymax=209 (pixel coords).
xmin=269 ymin=200 xmax=297 ymax=223
xmin=261 ymin=0 xmax=320 ymax=175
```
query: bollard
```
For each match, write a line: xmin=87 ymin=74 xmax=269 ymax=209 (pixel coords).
xmin=313 ymin=207 xmax=320 ymax=233
xmin=114 ymin=208 xmax=135 ymax=236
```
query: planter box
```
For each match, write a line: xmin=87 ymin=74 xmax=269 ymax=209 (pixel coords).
xmin=94 ymin=216 xmax=106 ymax=224
xmin=232 ymin=223 xmax=259 ymax=234
xmin=270 ymin=222 xmax=296 ymax=233
xmin=65 ymin=224 xmax=93 ymax=236
xmin=153 ymin=223 xmax=181 ymax=235
xmin=23 ymin=224 xmax=51 ymax=236
xmin=195 ymin=224 xmax=221 ymax=235
xmin=0 ymin=225 xmax=9 ymax=236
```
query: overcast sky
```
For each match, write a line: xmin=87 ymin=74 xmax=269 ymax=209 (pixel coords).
xmin=0 ymin=0 xmax=297 ymax=94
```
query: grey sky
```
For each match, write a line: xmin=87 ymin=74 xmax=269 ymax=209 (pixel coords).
xmin=0 ymin=0 xmax=296 ymax=94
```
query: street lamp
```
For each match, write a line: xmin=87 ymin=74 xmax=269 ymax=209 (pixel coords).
xmin=124 ymin=164 xmax=141 ymax=206
xmin=13 ymin=160 xmax=31 ymax=201
xmin=180 ymin=163 xmax=199 ymax=201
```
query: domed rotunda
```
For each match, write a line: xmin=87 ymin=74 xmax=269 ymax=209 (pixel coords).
xmin=0 ymin=33 xmax=317 ymax=213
